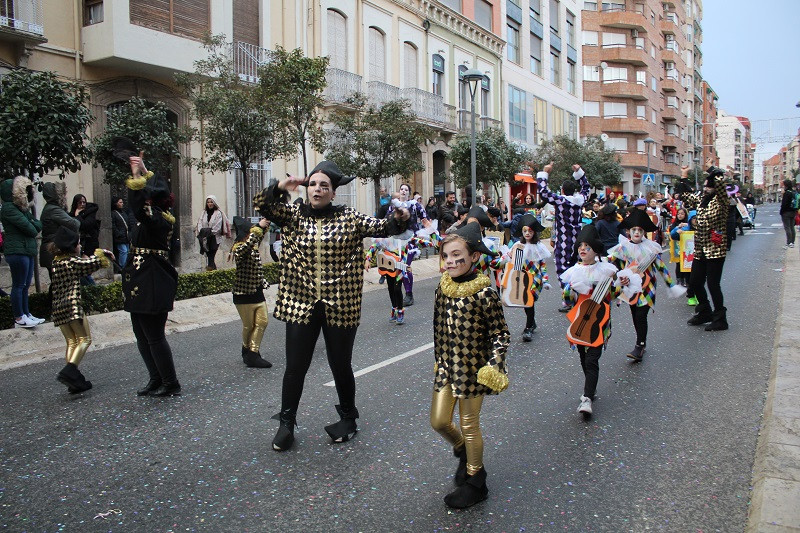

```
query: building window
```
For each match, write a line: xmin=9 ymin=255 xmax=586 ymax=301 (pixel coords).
xmin=368 ymin=27 xmax=386 ymax=83
xmin=531 ymin=0 xmax=541 ymax=20
xmin=432 ymin=54 xmax=445 ymax=96
xmin=550 ymin=49 xmax=561 ymax=87
xmin=549 ymin=0 xmax=560 ymax=34
xmin=234 ymin=158 xmax=272 ymax=217
xmin=568 ymin=112 xmax=578 ymax=139
xmin=327 ymin=9 xmax=347 ymax=70
xmin=582 ymin=30 xmax=598 ymax=46
xmin=603 ymin=66 xmax=627 ymax=83
xmin=584 ymin=1 xmax=598 ymax=10
xmin=606 ymin=137 xmax=628 ymax=151
xmin=475 ymin=0 xmax=492 ymax=30
xmin=553 ymin=106 xmax=565 ymax=136
xmin=635 ymin=70 xmax=646 ymax=85
xmin=440 ymin=0 xmax=462 ymax=11
xmin=403 ymin=42 xmax=418 ymax=88
xmin=508 ymin=85 xmax=527 ymax=141
xmin=601 ymin=2 xmax=625 ymax=11
xmin=507 ymin=20 xmax=521 ymax=63
xmin=651 ymin=109 xmax=657 ymax=124
xmin=567 ymin=61 xmax=576 ymax=94
xmin=636 ymin=105 xmax=645 ymax=119
xmin=603 ymin=101 xmax=627 ymax=118
xmin=651 ymin=75 xmax=657 ymax=91
xmin=84 ymin=0 xmax=104 ymax=25
xmin=130 ymin=0 xmax=211 ymax=40
xmin=458 ymin=65 xmax=469 ymax=129
xmin=584 ymin=101 xmax=600 ymax=116
xmin=530 ymin=33 xmax=542 ymax=75
xmin=602 ymin=32 xmax=626 ymax=48
xmin=583 ymin=65 xmax=600 ymax=81
xmin=566 ymin=10 xmax=575 ymax=47
xmin=534 ymin=97 xmax=547 ymax=142
xmin=481 ymin=81 xmax=491 ymax=119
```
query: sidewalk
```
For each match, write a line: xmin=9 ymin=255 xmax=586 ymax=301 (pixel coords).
xmin=747 ymin=248 xmax=800 ymax=532
xmin=0 ymin=255 xmax=444 ymax=371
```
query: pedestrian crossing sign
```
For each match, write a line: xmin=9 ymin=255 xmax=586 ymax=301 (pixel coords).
xmin=642 ymin=174 xmax=655 ymax=186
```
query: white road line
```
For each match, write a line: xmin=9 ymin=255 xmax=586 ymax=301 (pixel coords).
xmin=771 ymin=223 xmax=783 ymax=227
xmin=747 ymin=232 xmax=775 ymax=235
xmin=323 ymin=342 xmax=435 ymax=387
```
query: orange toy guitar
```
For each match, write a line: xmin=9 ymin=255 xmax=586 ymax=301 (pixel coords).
xmin=623 ymin=250 xmax=659 ymax=305
xmin=501 ymin=243 xmax=535 ymax=307
xmin=566 ymin=275 xmax=614 ymax=347
xmin=377 ymin=250 xmax=407 ymax=278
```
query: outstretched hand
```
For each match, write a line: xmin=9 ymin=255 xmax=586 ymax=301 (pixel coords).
xmin=572 ymin=164 xmax=582 ymax=173
xmin=129 ymin=152 xmax=147 ymax=177
xmin=543 ymin=161 xmax=554 ymax=174
xmin=278 ymin=175 xmax=308 ymax=192
xmin=681 ymin=165 xmax=690 ymax=178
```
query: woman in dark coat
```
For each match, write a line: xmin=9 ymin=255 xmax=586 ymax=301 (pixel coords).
xmin=70 ymin=194 xmax=101 ymax=253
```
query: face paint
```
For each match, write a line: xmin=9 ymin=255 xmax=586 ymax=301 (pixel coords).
xmin=577 ymin=242 xmax=597 ymax=263
xmin=454 ymin=258 xmax=466 ymax=266
xmin=442 ymin=239 xmax=474 ymax=278
xmin=629 ymin=227 xmax=645 ymax=243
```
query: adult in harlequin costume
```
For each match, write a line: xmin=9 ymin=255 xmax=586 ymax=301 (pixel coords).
xmin=496 ymin=214 xmax=551 ymax=342
xmin=385 ymin=182 xmax=429 ymax=306
xmin=431 ymin=221 xmax=510 ymax=509
xmin=252 ymin=161 xmax=410 ymax=452
xmin=535 ymin=162 xmax=591 ymax=311
xmin=606 ymin=209 xmax=684 ymax=362
xmin=49 ymin=226 xmax=113 ymax=393
xmin=122 ymin=147 xmax=181 ymax=398
xmin=560 ymin=224 xmax=621 ymax=416
xmin=230 ymin=216 xmax=272 ymax=369
xmin=679 ymin=163 xmax=730 ymax=331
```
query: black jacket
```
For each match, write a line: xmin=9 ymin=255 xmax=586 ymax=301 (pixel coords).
xmin=780 ymin=190 xmax=797 ymax=215
xmin=111 ymin=209 xmax=131 ymax=245
xmin=73 ymin=203 xmax=101 ymax=252
xmin=439 ymin=202 xmax=458 ymax=230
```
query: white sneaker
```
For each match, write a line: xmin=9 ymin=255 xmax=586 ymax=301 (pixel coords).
xmin=26 ymin=313 xmax=45 ymax=325
xmin=14 ymin=317 xmax=36 ymax=328
xmin=578 ymin=395 xmax=593 ymax=415
xmin=790 ymin=243 xmax=795 ymax=248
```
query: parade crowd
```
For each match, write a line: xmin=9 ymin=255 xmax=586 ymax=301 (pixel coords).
xmin=2 ymin=147 xmax=796 ymax=510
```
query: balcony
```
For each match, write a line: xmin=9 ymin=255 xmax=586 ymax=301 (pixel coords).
xmin=662 ymin=76 xmax=682 ymax=93
xmin=663 ymin=162 xmax=682 ymax=176
xmin=600 ymin=80 xmax=649 ymax=100
xmin=662 ymin=48 xmax=679 ymax=64
xmin=0 ymin=0 xmax=45 ymax=44
xmin=322 ymin=68 xmax=363 ymax=106
xmin=231 ymin=42 xmax=270 ymax=84
xmin=583 ymin=116 xmax=650 ymax=134
xmin=458 ymin=111 xmax=502 ymax=133
xmin=481 ymin=117 xmax=502 ymax=130
xmin=366 ymin=80 xmax=401 ymax=108
xmin=694 ymin=86 xmax=703 ymax=101
xmin=663 ymin=132 xmax=680 ymax=148
xmin=663 ymin=106 xmax=680 ymax=121
xmin=363 ymin=82 xmax=457 ymax=132
xmin=598 ymin=8 xmax=647 ymax=32
xmin=600 ymin=44 xmax=648 ymax=66
xmin=619 ymin=151 xmax=664 ymax=172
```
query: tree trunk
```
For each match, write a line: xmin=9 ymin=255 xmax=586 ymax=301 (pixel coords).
xmin=373 ymin=177 xmax=382 ymax=218
xmin=241 ymin=165 xmax=250 ymax=218
xmin=27 ymin=168 xmax=41 ymax=293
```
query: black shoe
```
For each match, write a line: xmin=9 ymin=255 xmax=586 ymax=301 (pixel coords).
xmin=444 ymin=467 xmax=489 ymax=508
xmin=324 ymin=405 xmax=359 ymax=443
xmin=522 ymin=327 xmax=534 ymax=342
xmin=137 ymin=378 xmax=162 ymax=396
xmin=272 ymin=410 xmax=296 ymax=451
xmin=57 ymin=363 xmax=91 ymax=394
xmin=453 ymin=446 xmax=468 ymax=487
xmin=704 ymin=307 xmax=728 ymax=331
xmin=403 ymin=292 xmax=414 ymax=306
xmin=378 ymin=275 xmax=386 ymax=284
xmin=149 ymin=381 xmax=181 ymax=397
xmin=558 ymin=304 xmax=573 ymax=313
xmin=242 ymin=347 xmax=272 ymax=368
xmin=687 ymin=302 xmax=713 ymax=325
xmin=627 ymin=344 xmax=645 ymax=362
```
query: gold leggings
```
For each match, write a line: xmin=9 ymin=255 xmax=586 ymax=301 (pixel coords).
xmin=430 ymin=387 xmax=484 ymax=475
xmin=235 ymin=301 xmax=269 ymax=352
xmin=59 ymin=317 xmax=92 ymax=366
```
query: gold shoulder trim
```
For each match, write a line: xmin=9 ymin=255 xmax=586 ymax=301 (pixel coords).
xmin=162 ymin=211 xmax=175 ymax=225
xmin=94 ymin=248 xmax=111 ymax=268
xmin=439 ymin=272 xmax=491 ymax=298
xmin=250 ymin=226 xmax=264 ymax=237
xmin=124 ymin=171 xmax=154 ymax=191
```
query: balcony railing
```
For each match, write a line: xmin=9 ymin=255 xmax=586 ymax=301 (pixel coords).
xmin=230 ymin=41 xmax=270 ymax=84
xmin=481 ymin=117 xmax=502 ymax=130
xmin=366 ymin=80 xmax=401 ymax=108
xmin=323 ymin=68 xmax=363 ymax=105
xmin=401 ymin=87 xmax=445 ymax=125
xmin=0 ymin=0 xmax=44 ymax=37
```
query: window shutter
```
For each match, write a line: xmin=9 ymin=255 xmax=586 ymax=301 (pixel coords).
xmin=130 ymin=0 xmax=171 ymax=33
xmin=173 ymin=0 xmax=210 ymax=41
xmin=233 ymin=0 xmax=259 ymax=46
xmin=404 ymin=43 xmax=418 ymax=88
xmin=369 ymin=27 xmax=385 ymax=82
xmin=328 ymin=10 xmax=347 ymax=70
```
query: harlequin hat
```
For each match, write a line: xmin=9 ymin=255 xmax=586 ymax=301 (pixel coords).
xmin=466 ymin=206 xmax=493 ymax=228
xmin=308 ymin=160 xmax=355 ymax=189
xmin=573 ymin=223 xmax=605 ymax=257
xmin=111 ymin=136 xmax=139 ymax=162
xmin=144 ymin=171 xmax=171 ymax=203
xmin=233 ymin=216 xmax=255 ymax=241
xmin=53 ymin=225 xmax=79 ymax=251
xmin=513 ymin=213 xmax=545 ymax=238
xmin=451 ymin=221 xmax=496 ymax=256
xmin=619 ymin=207 xmax=658 ymax=233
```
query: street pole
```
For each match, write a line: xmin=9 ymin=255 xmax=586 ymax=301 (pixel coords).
xmin=644 ymin=137 xmax=655 ymax=197
xmin=470 ymin=93 xmax=477 ymax=207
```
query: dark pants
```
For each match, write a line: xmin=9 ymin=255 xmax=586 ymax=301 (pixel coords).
xmin=131 ymin=312 xmax=178 ymax=384
xmin=524 ymin=306 xmax=537 ymax=329
xmin=386 ymin=276 xmax=403 ymax=309
xmin=782 ymin=212 xmax=797 ymax=245
xmin=689 ymin=257 xmax=725 ymax=311
xmin=206 ymin=246 xmax=219 ymax=269
xmin=577 ymin=345 xmax=602 ymax=400
xmin=281 ymin=302 xmax=358 ymax=417
xmin=629 ymin=304 xmax=650 ymax=346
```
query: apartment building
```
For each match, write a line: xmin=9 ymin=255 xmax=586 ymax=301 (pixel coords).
xmin=0 ymin=0 xmax=504 ymax=271
xmin=762 ymin=152 xmax=783 ymax=203
xmin=500 ymin=0 xmax=583 ymax=198
xmin=716 ymin=110 xmax=754 ymax=185
xmin=700 ymin=79 xmax=718 ymax=165
xmin=580 ymin=0 xmax=700 ymax=195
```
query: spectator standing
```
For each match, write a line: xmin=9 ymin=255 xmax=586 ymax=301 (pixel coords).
xmin=69 ymin=194 xmax=101 ymax=254
xmin=195 ymin=194 xmax=231 ymax=270
xmin=40 ymin=181 xmax=80 ymax=280
xmin=111 ymin=196 xmax=133 ymax=269
xmin=779 ymin=179 xmax=797 ymax=249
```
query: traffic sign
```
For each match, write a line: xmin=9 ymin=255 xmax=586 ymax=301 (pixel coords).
xmin=642 ymin=174 xmax=655 ymax=185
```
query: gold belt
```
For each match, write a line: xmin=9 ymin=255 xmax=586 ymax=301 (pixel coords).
xmin=132 ymin=247 xmax=169 ymax=259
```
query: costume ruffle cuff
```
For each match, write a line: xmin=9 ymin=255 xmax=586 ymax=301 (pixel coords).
xmin=93 ymin=249 xmax=111 ymax=269
xmin=125 ymin=171 xmax=154 ymax=190
xmin=477 ymin=365 xmax=509 ymax=392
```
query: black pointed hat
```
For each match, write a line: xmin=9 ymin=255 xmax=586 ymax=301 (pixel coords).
xmin=308 ymin=160 xmax=355 ymax=189
xmin=466 ymin=206 xmax=493 ymax=228
xmin=451 ymin=221 xmax=496 ymax=256
xmin=233 ymin=216 xmax=255 ymax=241
xmin=144 ymin=172 xmax=171 ymax=202
xmin=111 ymin=136 xmax=140 ymax=162
xmin=573 ymin=223 xmax=605 ymax=258
xmin=513 ymin=213 xmax=545 ymax=238
xmin=54 ymin=225 xmax=80 ymax=251
xmin=619 ymin=208 xmax=658 ymax=233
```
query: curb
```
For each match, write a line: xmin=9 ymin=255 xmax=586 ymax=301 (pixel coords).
xmin=746 ymin=248 xmax=800 ymax=532
xmin=0 ymin=255 xmax=444 ymax=371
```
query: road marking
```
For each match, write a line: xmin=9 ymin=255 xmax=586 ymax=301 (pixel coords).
xmin=771 ymin=223 xmax=783 ymax=227
xmin=747 ymin=232 xmax=775 ymax=235
xmin=755 ymin=223 xmax=763 ymax=227
xmin=323 ymin=342 xmax=435 ymax=386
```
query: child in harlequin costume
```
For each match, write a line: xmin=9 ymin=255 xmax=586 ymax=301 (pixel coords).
xmin=49 ymin=226 xmax=113 ymax=393
xmin=496 ymin=213 xmax=551 ymax=342
xmin=385 ymin=183 xmax=429 ymax=306
xmin=606 ymin=209 xmax=685 ymax=362
xmin=431 ymin=222 xmax=511 ymax=509
xmin=230 ymin=216 xmax=272 ymax=369
xmin=560 ymin=225 xmax=620 ymax=416
xmin=535 ymin=162 xmax=591 ymax=311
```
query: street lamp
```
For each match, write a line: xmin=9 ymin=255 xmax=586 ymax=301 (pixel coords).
xmin=693 ymin=156 xmax=701 ymax=191
xmin=463 ymin=68 xmax=484 ymax=207
xmin=644 ymin=137 xmax=655 ymax=195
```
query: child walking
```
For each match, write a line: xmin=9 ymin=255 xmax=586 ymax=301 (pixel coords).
xmin=430 ymin=222 xmax=510 ymax=509
xmin=49 ymin=226 xmax=113 ymax=393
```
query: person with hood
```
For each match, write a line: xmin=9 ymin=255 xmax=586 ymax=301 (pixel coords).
xmin=252 ymin=160 xmax=410 ymax=452
xmin=111 ymin=196 xmax=133 ymax=269
xmin=195 ymin=194 xmax=231 ymax=271
xmin=40 ymin=181 xmax=80 ymax=280
xmin=69 ymin=194 xmax=101 ymax=254
xmin=0 ymin=176 xmax=44 ymax=327
xmin=534 ymin=161 xmax=591 ymax=312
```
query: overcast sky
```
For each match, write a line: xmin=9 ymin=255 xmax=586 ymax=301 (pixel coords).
xmin=702 ymin=0 xmax=800 ymax=171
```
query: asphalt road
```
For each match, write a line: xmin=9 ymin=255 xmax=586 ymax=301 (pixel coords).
xmin=0 ymin=204 xmax=786 ymax=532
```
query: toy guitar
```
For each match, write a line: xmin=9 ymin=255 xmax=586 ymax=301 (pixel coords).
xmin=377 ymin=250 xmax=407 ymax=278
xmin=501 ymin=243 xmax=535 ymax=307
xmin=566 ymin=275 xmax=614 ymax=347
xmin=624 ymin=250 xmax=659 ymax=305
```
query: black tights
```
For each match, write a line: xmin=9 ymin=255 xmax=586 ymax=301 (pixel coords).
xmin=629 ymin=304 xmax=650 ymax=346
xmin=282 ymin=302 xmax=358 ymax=417
xmin=577 ymin=345 xmax=602 ymax=400
xmin=386 ymin=276 xmax=404 ymax=309
xmin=524 ymin=306 xmax=536 ymax=329
xmin=130 ymin=312 xmax=177 ymax=384
xmin=689 ymin=257 xmax=725 ymax=311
